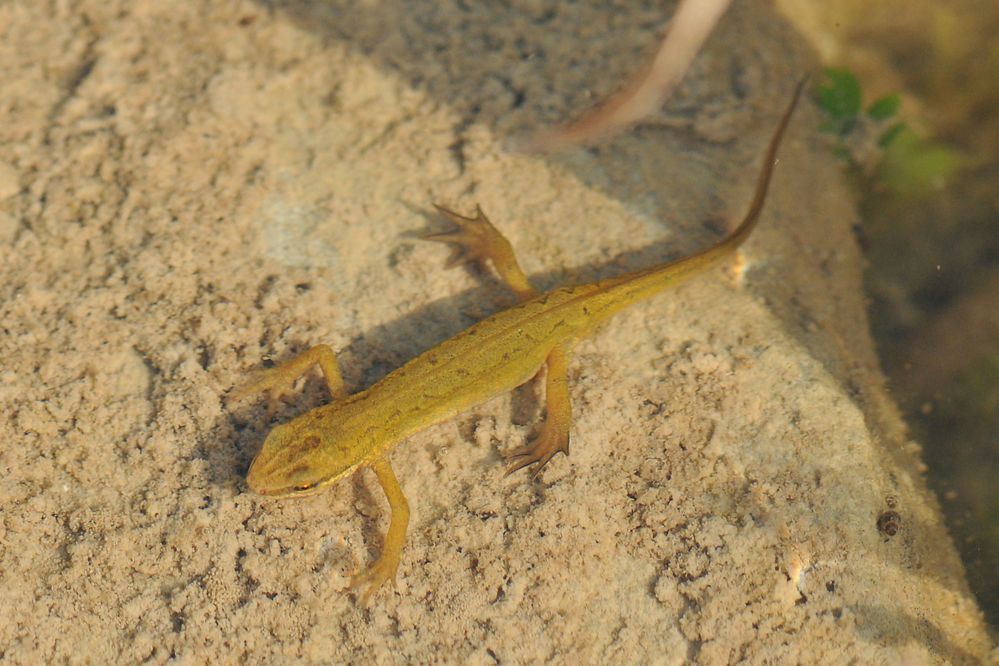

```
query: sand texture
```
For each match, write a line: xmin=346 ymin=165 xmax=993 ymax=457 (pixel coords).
xmin=0 ymin=1 xmax=991 ymax=663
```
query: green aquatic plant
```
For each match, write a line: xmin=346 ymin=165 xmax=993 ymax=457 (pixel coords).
xmin=875 ymin=124 xmax=961 ymax=196
xmin=816 ymin=67 xmax=900 ymax=141
xmin=815 ymin=67 xmax=959 ymax=196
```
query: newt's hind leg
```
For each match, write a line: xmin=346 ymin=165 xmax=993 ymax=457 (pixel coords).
xmin=229 ymin=343 xmax=348 ymax=413
xmin=425 ymin=204 xmax=538 ymax=301
xmin=426 ymin=205 xmax=574 ymax=479
xmin=506 ymin=343 xmax=573 ymax=478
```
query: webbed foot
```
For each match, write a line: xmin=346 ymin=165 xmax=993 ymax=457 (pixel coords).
xmin=425 ymin=204 xmax=537 ymax=300
xmin=350 ymin=549 xmax=401 ymax=606
xmin=505 ymin=422 xmax=570 ymax=479
xmin=228 ymin=364 xmax=302 ymax=416
xmin=424 ymin=204 xmax=508 ymax=267
xmin=228 ymin=344 xmax=346 ymax=414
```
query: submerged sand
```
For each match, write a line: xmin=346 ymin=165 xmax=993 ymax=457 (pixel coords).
xmin=0 ymin=0 xmax=991 ymax=663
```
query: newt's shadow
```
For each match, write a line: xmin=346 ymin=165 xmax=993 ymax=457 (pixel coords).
xmin=221 ymin=232 xmax=693 ymax=482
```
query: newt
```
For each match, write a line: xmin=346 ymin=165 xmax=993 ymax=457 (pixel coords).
xmin=233 ymin=80 xmax=805 ymax=603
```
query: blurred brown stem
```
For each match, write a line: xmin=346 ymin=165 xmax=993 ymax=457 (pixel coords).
xmin=516 ymin=0 xmax=732 ymax=152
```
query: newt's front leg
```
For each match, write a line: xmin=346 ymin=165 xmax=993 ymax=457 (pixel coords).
xmin=426 ymin=205 xmax=574 ymax=477
xmin=230 ymin=343 xmax=347 ymax=411
xmin=425 ymin=204 xmax=538 ymax=300
xmin=351 ymin=455 xmax=410 ymax=605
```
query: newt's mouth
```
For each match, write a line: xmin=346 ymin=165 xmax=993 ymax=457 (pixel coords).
xmin=246 ymin=456 xmax=325 ymax=497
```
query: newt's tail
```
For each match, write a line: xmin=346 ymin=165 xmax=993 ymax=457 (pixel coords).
xmin=580 ymin=77 xmax=808 ymax=318
xmin=716 ymin=75 xmax=807 ymax=252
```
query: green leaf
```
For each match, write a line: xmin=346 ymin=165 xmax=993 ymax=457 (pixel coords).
xmin=816 ymin=68 xmax=862 ymax=122
xmin=867 ymin=94 xmax=901 ymax=120
xmin=878 ymin=122 xmax=907 ymax=147
xmin=878 ymin=126 xmax=961 ymax=195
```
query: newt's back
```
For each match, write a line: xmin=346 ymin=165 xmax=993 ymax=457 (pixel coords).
xmin=341 ymin=282 xmax=604 ymax=458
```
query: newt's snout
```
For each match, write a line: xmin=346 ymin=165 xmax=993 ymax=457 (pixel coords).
xmin=245 ymin=423 xmax=345 ymax=497
xmin=245 ymin=455 xmax=270 ymax=494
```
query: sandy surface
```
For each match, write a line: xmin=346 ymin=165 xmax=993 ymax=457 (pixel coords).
xmin=0 ymin=0 xmax=991 ymax=663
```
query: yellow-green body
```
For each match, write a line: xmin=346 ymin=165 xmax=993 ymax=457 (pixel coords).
xmin=246 ymin=264 xmax=715 ymax=493
xmin=234 ymin=81 xmax=804 ymax=603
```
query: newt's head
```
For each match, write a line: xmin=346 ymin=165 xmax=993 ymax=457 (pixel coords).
xmin=246 ymin=415 xmax=362 ymax=498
